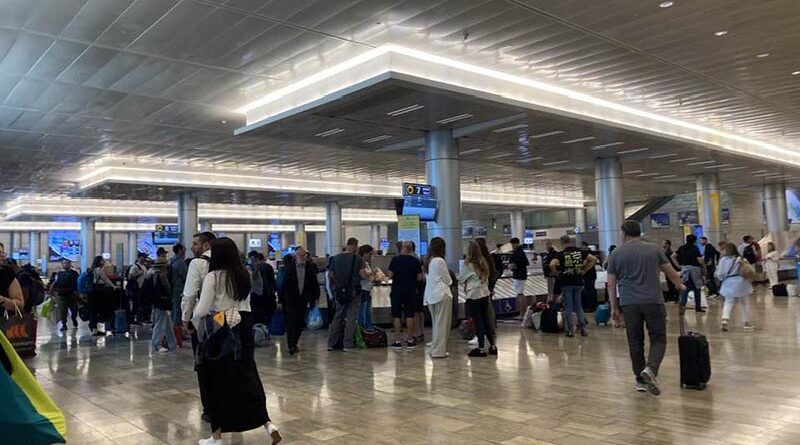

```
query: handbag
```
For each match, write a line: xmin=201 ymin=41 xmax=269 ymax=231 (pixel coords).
xmin=334 ymin=255 xmax=358 ymax=305
xmin=269 ymin=309 xmax=285 ymax=336
xmin=0 ymin=329 xmax=66 ymax=445
xmin=306 ymin=306 xmax=323 ymax=330
xmin=0 ymin=301 xmax=37 ymax=357
xmin=196 ymin=311 xmax=242 ymax=365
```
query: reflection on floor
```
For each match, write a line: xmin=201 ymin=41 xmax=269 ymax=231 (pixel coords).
xmin=27 ymin=286 xmax=800 ymax=445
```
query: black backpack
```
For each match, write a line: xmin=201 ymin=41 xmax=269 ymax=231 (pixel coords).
xmin=540 ymin=304 xmax=561 ymax=333
xmin=743 ymin=244 xmax=757 ymax=264
xmin=18 ymin=265 xmax=45 ymax=311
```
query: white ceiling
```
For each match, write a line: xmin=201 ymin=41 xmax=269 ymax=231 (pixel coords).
xmin=0 ymin=0 xmax=797 ymax=208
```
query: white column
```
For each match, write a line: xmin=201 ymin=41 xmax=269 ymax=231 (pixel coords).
xmin=80 ymin=218 xmax=96 ymax=271
xmin=178 ymin=193 xmax=199 ymax=249
xmin=28 ymin=231 xmax=38 ymax=266
xmin=325 ymin=201 xmax=343 ymax=256
xmin=574 ymin=207 xmax=587 ymax=244
xmin=764 ymin=183 xmax=789 ymax=233
xmin=595 ymin=157 xmax=624 ymax=254
xmin=425 ymin=130 xmax=462 ymax=271
xmin=696 ymin=173 xmax=723 ymax=245
xmin=294 ymin=223 xmax=306 ymax=248
xmin=127 ymin=232 xmax=138 ymax=265
xmin=369 ymin=224 xmax=380 ymax=248
xmin=509 ymin=210 xmax=525 ymax=241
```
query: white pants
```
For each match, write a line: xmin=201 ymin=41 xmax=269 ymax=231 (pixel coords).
xmin=428 ymin=296 xmax=452 ymax=358
xmin=722 ymin=295 xmax=751 ymax=324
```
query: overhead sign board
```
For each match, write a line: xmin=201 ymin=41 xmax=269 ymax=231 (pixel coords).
xmin=403 ymin=182 xmax=433 ymax=197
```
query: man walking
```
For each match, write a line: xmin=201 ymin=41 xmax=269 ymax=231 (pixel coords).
xmin=48 ymin=259 xmax=79 ymax=332
xmin=700 ymin=237 xmax=720 ymax=298
xmin=607 ymin=221 xmax=685 ymax=396
xmin=169 ymin=243 xmax=187 ymax=327
xmin=509 ymin=237 xmax=529 ymax=309
xmin=327 ymin=238 xmax=367 ymax=352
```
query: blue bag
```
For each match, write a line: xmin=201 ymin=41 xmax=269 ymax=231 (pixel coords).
xmin=595 ymin=303 xmax=611 ymax=325
xmin=276 ymin=267 xmax=286 ymax=293
xmin=77 ymin=270 xmax=93 ymax=294
xmin=306 ymin=306 xmax=323 ymax=330
xmin=113 ymin=309 xmax=128 ymax=334
xmin=269 ymin=309 xmax=285 ymax=336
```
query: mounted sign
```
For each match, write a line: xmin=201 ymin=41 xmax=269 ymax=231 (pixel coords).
xmin=403 ymin=183 xmax=433 ymax=197
xmin=153 ymin=224 xmax=180 ymax=245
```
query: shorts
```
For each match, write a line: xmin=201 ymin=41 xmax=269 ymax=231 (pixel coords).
xmin=390 ymin=293 xmax=416 ymax=319
xmin=513 ymin=279 xmax=526 ymax=296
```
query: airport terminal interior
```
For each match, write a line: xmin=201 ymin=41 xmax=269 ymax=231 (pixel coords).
xmin=1 ymin=1 xmax=800 ymax=444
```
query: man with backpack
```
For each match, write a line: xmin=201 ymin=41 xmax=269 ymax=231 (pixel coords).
xmin=48 ymin=260 xmax=79 ymax=332
xmin=126 ymin=252 xmax=148 ymax=325
xmin=143 ymin=257 xmax=176 ymax=353
xmin=738 ymin=235 xmax=761 ymax=265
xmin=549 ymin=235 xmax=597 ymax=337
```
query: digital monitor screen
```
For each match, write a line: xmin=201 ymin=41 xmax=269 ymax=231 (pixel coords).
xmin=48 ymin=231 xmax=81 ymax=262
xmin=419 ymin=240 xmax=428 ymax=256
xmin=153 ymin=224 xmax=180 ymax=245
xmin=401 ymin=196 xmax=437 ymax=222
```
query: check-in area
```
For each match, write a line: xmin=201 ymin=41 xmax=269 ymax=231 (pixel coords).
xmin=1 ymin=1 xmax=800 ymax=445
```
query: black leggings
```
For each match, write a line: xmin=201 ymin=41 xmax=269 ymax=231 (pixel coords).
xmin=466 ymin=297 xmax=495 ymax=349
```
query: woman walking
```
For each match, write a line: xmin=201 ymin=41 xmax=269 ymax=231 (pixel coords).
xmin=192 ymin=237 xmax=281 ymax=445
xmin=764 ymin=241 xmax=780 ymax=288
xmin=459 ymin=241 xmax=497 ymax=357
xmin=90 ymin=256 xmax=120 ymax=336
xmin=424 ymin=237 xmax=452 ymax=358
xmin=716 ymin=242 xmax=755 ymax=332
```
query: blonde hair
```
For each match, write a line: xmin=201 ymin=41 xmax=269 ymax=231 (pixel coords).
xmin=466 ymin=241 xmax=489 ymax=282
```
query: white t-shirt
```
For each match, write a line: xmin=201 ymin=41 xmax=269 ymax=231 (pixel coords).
xmin=192 ymin=270 xmax=251 ymax=320
xmin=424 ymin=257 xmax=452 ymax=306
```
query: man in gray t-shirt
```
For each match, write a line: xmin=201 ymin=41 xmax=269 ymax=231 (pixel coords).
xmin=327 ymin=237 xmax=367 ymax=351
xmin=607 ymin=221 xmax=684 ymax=396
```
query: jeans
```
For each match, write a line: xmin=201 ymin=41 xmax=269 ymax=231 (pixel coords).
xmin=561 ymin=285 xmax=587 ymax=332
xmin=465 ymin=297 xmax=495 ymax=349
xmin=151 ymin=308 xmax=177 ymax=351
xmin=680 ymin=277 xmax=702 ymax=310
xmin=358 ymin=289 xmax=373 ymax=330
xmin=327 ymin=293 xmax=360 ymax=349
xmin=621 ymin=304 xmax=667 ymax=378
xmin=722 ymin=295 xmax=751 ymax=324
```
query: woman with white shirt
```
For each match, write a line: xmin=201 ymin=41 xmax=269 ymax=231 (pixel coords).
xmin=192 ymin=238 xmax=281 ymax=445
xmin=764 ymin=241 xmax=780 ymax=288
xmin=424 ymin=237 xmax=452 ymax=359
xmin=716 ymin=242 xmax=755 ymax=332
xmin=459 ymin=241 xmax=497 ymax=357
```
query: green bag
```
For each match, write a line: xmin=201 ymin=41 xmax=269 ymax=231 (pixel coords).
xmin=39 ymin=298 xmax=54 ymax=320
xmin=354 ymin=322 xmax=366 ymax=349
xmin=0 ymin=329 xmax=67 ymax=444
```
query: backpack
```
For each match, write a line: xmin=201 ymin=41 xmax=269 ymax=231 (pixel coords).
xmin=18 ymin=266 xmax=45 ymax=310
xmin=139 ymin=273 xmax=156 ymax=306
xmin=54 ymin=270 xmax=76 ymax=294
xmin=77 ymin=270 xmax=93 ymax=294
xmin=742 ymin=244 xmax=757 ymax=264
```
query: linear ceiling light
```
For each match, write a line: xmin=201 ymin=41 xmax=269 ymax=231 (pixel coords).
xmin=362 ymin=135 xmax=393 ymax=143
xmin=486 ymin=152 xmax=514 ymax=160
xmin=314 ymin=128 xmax=345 ymax=137
xmin=387 ymin=104 xmax=424 ymax=116
xmin=667 ymin=157 xmax=698 ymax=163
xmin=648 ymin=153 xmax=679 ymax=159
xmin=235 ymin=44 xmax=800 ymax=169
xmin=542 ymin=160 xmax=570 ymax=166
xmin=561 ymin=136 xmax=596 ymax=144
xmin=617 ymin=147 xmax=650 ymax=155
xmin=530 ymin=130 xmax=565 ymax=139
xmin=435 ymin=113 xmax=473 ymax=125
xmin=719 ymin=166 xmax=747 ymax=171
xmin=493 ymin=123 xmax=528 ymax=133
xmin=591 ymin=142 xmax=625 ymax=150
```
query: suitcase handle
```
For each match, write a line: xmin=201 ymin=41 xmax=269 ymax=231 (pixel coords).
xmin=678 ymin=304 xmax=686 ymax=336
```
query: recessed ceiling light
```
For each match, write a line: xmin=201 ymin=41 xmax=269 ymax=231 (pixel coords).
xmin=714 ymin=30 xmax=728 ymax=37
xmin=659 ymin=1 xmax=674 ymax=8
xmin=617 ymin=147 xmax=650 ymax=155
xmin=792 ymin=71 xmax=800 ymax=76
xmin=561 ymin=136 xmax=596 ymax=144
xmin=493 ymin=123 xmax=528 ymax=133
xmin=542 ymin=160 xmax=570 ymax=166
xmin=362 ymin=135 xmax=393 ymax=143
xmin=590 ymin=142 xmax=625 ymax=150
xmin=221 ymin=120 xmax=227 ymax=124
xmin=530 ymin=130 xmax=565 ymax=139
xmin=756 ymin=53 xmax=770 ymax=58
xmin=314 ymin=128 xmax=345 ymax=137
xmin=386 ymin=104 xmax=424 ymax=116
xmin=436 ymin=113 xmax=473 ymax=124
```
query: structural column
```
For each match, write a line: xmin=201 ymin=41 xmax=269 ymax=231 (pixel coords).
xmin=509 ymin=210 xmax=525 ymax=241
xmin=325 ymin=201 xmax=343 ymax=256
xmin=178 ymin=193 xmax=199 ymax=249
xmin=28 ymin=231 xmax=38 ymax=267
xmin=696 ymin=173 xmax=723 ymax=245
xmin=127 ymin=232 xmax=138 ymax=265
xmin=294 ymin=223 xmax=306 ymax=248
xmin=80 ymin=218 xmax=96 ymax=271
xmin=764 ymin=183 xmax=789 ymax=233
xmin=425 ymin=130 xmax=462 ymax=271
xmin=595 ymin=157 xmax=624 ymax=255
xmin=369 ymin=223 xmax=380 ymax=248
xmin=574 ymin=207 xmax=587 ymax=245
xmin=199 ymin=221 xmax=212 ymax=232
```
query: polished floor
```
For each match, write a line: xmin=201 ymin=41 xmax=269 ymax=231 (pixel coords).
xmin=27 ymin=287 xmax=800 ymax=445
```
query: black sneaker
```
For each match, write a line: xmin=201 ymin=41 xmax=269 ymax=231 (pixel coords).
xmin=72 ymin=318 xmax=78 ymax=328
xmin=404 ymin=339 xmax=417 ymax=350
xmin=580 ymin=328 xmax=588 ymax=337
xmin=91 ymin=330 xmax=105 ymax=337
xmin=390 ymin=341 xmax=403 ymax=351
xmin=695 ymin=308 xmax=707 ymax=313
xmin=566 ymin=331 xmax=575 ymax=338
xmin=468 ymin=348 xmax=487 ymax=357
xmin=488 ymin=346 xmax=498 ymax=356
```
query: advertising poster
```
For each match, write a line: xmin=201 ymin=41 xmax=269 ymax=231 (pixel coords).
xmin=677 ymin=211 xmax=698 ymax=225
xmin=398 ymin=215 xmax=421 ymax=249
xmin=48 ymin=231 xmax=81 ymax=261
xmin=650 ymin=213 xmax=670 ymax=228
xmin=722 ymin=208 xmax=730 ymax=224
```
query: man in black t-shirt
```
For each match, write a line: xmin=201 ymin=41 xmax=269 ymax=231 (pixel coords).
xmin=48 ymin=259 xmax=79 ymax=332
xmin=700 ymin=237 xmax=720 ymax=297
xmin=541 ymin=241 xmax=559 ymax=302
xmin=549 ymin=236 xmax=597 ymax=337
xmin=509 ymin=238 xmax=529 ymax=307
xmin=386 ymin=241 xmax=423 ymax=350
xmin=672 ymin=234 xmax=706 ymax=313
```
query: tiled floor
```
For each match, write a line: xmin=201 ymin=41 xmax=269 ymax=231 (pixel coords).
xmin=27 ymin=287 xmax=800 ymax=445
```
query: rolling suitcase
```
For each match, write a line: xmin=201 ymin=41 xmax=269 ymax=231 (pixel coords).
xmin=540 ymin=304 xmax=561 ymax=333
xmin=772 ymin=283 xmax=788 ymax=297
xmin=678 ymin=305 xmax=710 ymax=390
xmin=113 ymin=289 xmax=128 ymax=334
xmin=594 ymin=303 xmax=610 ymax=325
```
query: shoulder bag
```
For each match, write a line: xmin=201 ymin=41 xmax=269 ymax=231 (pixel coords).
xmin=334 ymin=255 xmax=357 ymax=305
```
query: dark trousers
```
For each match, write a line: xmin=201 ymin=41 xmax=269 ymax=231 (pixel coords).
xmin=465 ymin=297 xmax=495 ymax=349
xmin=327 ymin=295 xmax=359 ymax=349
xmin=284 ymin=302 xmax=306 ymax=349
xmin=680 ymin=278 xmax=702 ymax=310
xmin=665 ymin=279 xmax=679 ymax=302
xmin=706 ymin=265 xmax=718 ymax=295
xmin=191 ymin=330 xmax=210 ymax=416
xmin=88 ymin=290 xmax=112 ymax=331
xmin=621 ymin=304 xmax=667 ymax=378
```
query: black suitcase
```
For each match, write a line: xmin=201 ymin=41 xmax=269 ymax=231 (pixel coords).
xmin=678 ymin=306 xmax=711 ymax=390
xmin=540 ymin=305 xmax=561 ymax=333
xmin=772 ymin=283 xmax=788 ymax=297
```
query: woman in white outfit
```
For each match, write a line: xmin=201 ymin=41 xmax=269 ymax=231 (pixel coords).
xmin=764 ymin=242 xmax=780 ymax=288
xmin=424 ymin=237 xmax=452 ymax=358
xmin=716 ymin=242 xmax=755 ymax=332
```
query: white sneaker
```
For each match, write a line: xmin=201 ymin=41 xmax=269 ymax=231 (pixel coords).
xmin=199 ymin=437 xmax=225 ymax=445
xmin=158 ymin=347 xmax=169 ymax=353
xmin=266 ymin=422 xmax=282 ymax=444
xmin=467 ymin=336 xmax=479 ymax=346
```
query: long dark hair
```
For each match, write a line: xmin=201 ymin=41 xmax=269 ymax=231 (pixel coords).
xmin=209 ymin=237 xmax=251 ymax=301
xmin=424 ymin=237 xmax=446 ymax=274
xmin=91 ymin=255 xmax=104 ymax=269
